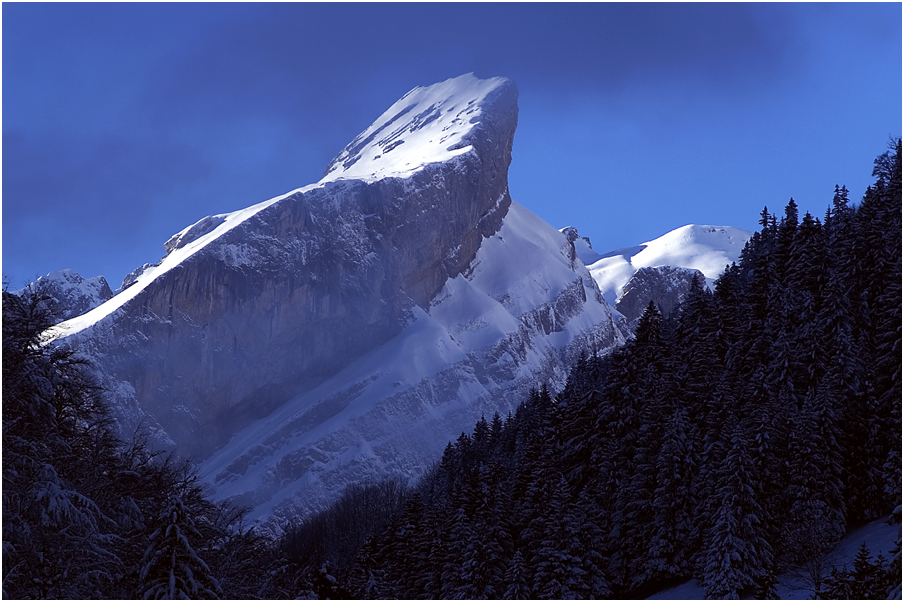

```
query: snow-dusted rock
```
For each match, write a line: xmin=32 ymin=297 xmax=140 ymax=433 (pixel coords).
xmin=164 ymin=215 xmax=227 ymax=255
xmin=573 ymin=224 xmax=752 ymax=306
xmin=14 ymin=269 xmax=114 ymax=321
xmin=120 ymin=262 xmax=160 ymax=291
xmin=614 ymin=265 xmax=705 ymax=328
xmin=560 ymin=226 xmax=600 ymax=266
xmin=322 ymin=75 xmax=515 ymax=184
xmin=47 ymin=74 xmax=626 ymax=527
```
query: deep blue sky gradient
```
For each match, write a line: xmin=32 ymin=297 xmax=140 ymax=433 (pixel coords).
xmin=3 ymin=3 xmax=901 ymax=288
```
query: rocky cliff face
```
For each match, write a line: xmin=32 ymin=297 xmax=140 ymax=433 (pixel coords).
xmin=614 ymin=265 xmax=705 ymax=327
xmin=82 ymin=171 xmax=512 ymax=459
xmin=200 ymin=200 xmax=623 ymax=530
xmin=49 ymin=75 xmax=625 ymax=526
xmin=54 ymin=75 xmax=517 ymax=460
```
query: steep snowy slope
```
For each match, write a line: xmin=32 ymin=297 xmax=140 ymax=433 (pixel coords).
xmin=46 ymin=74 xmax=625 ymax=526
xmin=322 ymin=75 xmax=510 ymax=183
xmin=201 ymin=201 xmax=622 ymax=529
xmin=583 ymin=224 xmax=752 ymax=305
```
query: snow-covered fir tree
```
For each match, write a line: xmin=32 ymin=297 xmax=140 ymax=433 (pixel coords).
xmin=139 ymin=495 xmax=222 ymax=600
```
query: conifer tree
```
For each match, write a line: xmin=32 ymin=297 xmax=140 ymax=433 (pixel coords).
xmin=503 ymin=549 xmax=531 ymax=599
xmin=412 ymin=498 xmax=449 ymax=598
xmin=870 ymin=141 xmax=902 ymax=508
xmin=701 ymin=420 xmax=772 ymax=599
xmin=780 ymin=391 xmax=845 ymax=571
xmin=786 ymin=212 xmax=829 ymax=393
xmin=773 ymin=198 xmax=799 ymax=284
xmin=746 ymin=368 xmax=788 ymax=562
xmin=139 ymin=495 xmax=222 ymax=599
xmin=675 ymin=274 xmax=721 ymax=403
xmin=529 ymin=476 xmax=587 ymax=599
xmin=574 ymin=484 xmax=612 ymax=598
xmin=819 ymin=566 xmax=854 ymax=599
xmin=347 ymin=534 xmax=390 ymax=599
xmin=387 ymin=492 xmax=426 ymax=598
xmin=850 ymin=542 xmax=891 ymax=599
xmin=456 ymin=465 xmax=511 ymax=599
xmin=647 ymin=405 xmax=698 ymax=584
xmin=440 ymin=507 xmax=474 ymax=598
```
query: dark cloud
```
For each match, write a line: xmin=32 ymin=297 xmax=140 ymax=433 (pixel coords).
xmin=144 ymin=4 xmax=797 ymax=105
xmin=134 ymin=3 xmax=800 ymax=141
xmin=2 ymin=3 xmax=900 ymax=287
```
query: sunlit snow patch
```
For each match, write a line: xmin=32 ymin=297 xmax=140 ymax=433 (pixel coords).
xmin=587 ymin=224 xmax=752 ymax=304
xmin=321 ymin=73 xmax=509 ymax=184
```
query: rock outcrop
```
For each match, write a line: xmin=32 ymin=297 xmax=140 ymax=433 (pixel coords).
xmin=574 ymin=223 xmax=752 ymax=309
xmin=614 ymin=265 xmax=705 ymax=327
xmin=200 ymin=200 xmax=623 ymax=530
xmin=14 ymin=269 xmax=114 ymax=322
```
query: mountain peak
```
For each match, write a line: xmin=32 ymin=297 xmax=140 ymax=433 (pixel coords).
xmin=47 ymin=73 xmax=522 ymax=464
xmin=322 ymin=74 xmax=517 ymax=183
xmin=49 ymin=75 xmax=518 ymax=343
xmin=13 ymin=269 xmax=113 ymax=321
xmin=35 ymin=74 xmax=626 ymax=527
xmin=579 ymin=223 xmax=753 ymax=304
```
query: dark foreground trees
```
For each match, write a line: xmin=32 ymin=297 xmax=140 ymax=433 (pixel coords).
xmin=1 ymin=285 xmax=283 ymax=599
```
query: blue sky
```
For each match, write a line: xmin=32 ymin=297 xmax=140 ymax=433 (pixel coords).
xmin=3 ymin=3 xmax=901 ymax=289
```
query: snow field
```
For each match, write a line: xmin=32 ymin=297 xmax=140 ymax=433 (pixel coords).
xmin=586 ymin=224 xmax=752 ymax=304
xmin=322 ymin=73 xmax=510 ymax=183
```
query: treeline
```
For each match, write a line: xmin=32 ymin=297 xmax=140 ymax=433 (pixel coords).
xmin=276 ymin=140 xmax=901 ymax=599
xmin=1 ymin=286 xmax=296 ymax=599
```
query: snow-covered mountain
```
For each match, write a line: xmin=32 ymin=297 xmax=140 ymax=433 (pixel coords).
xmin=202 ymin=201 xmax=622 ymax=528
xmin=564 ymin=224 xmax=752 ymax=324
xmin=47 ymin=74 xmax=626 ymax=529
xmin=13 ymin=269 xmax=114 ymax=321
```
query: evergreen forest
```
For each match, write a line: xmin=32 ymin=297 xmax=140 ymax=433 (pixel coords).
xmin=2 ymin=141 xmax=901 ymax=599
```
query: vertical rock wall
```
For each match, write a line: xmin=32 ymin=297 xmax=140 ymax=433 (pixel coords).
xmin=70 ymin=80 xmax=519 ymax=460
